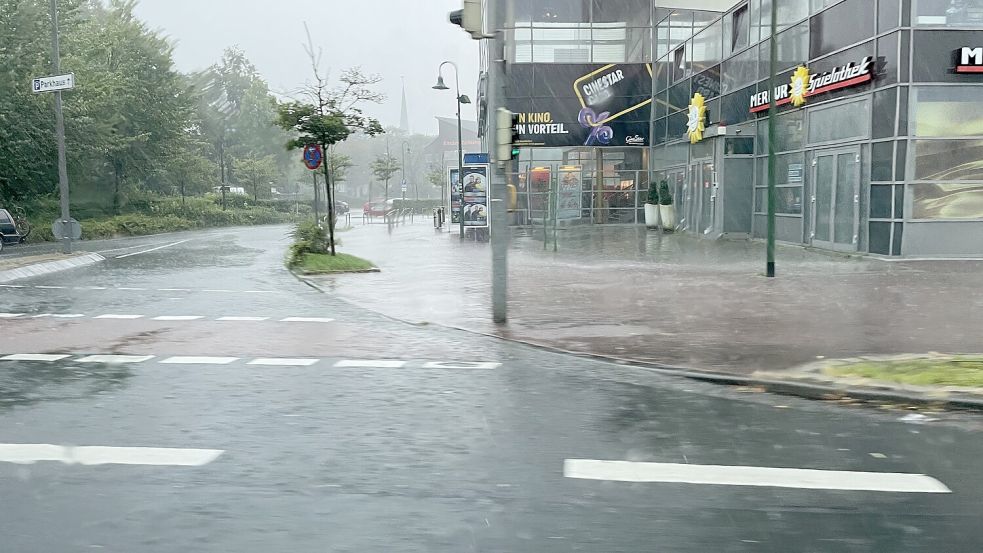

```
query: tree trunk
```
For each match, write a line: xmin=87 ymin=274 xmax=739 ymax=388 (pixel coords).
xmin=181 ymin=180 xmax=186 ymax=208
xmin=322 ymin=143 xmax=336 ymax=256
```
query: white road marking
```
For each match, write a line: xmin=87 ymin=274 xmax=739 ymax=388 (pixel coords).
xmin=562 ymin=460 xmax=952 ymax=493
xmin=0 ymin=313 xmax=24 ymax=318
xmin=202 ymin=289 xmax=235 ymax=293
xmin=217 ymin=316 xmax=270 ymax=322
xmin=76 ymin=355 xmax=155 ymax=364
xmin=117 ymin=287 xmax=147 ymax=291
xmin=115 ymin=239 xmax=191 ymax=259
xmin=280 ymin=317 xmax=335 ymax=323
xmin=152 ymin=315 xmax=204 ymax=321
xmin=34 ymin=285 xmax=66 ymax=289
xmin=158 ymin=288 xmax=191 ymax=292
xmin=52 ymin=314 xmax=85 ymax=319
xmin=1 ymin=354 xmax=71 ymax=362
xmin=84 ymin=286 xmax=107 ymax=290
xmin=248 ymin=358 xmax=320 ymax=367
xmin=334 ymin=360 xmax=407 ymax=368
xmin=161 ymin=356 xmax=239 ymax=365
xmin=94 ymin=314 xmax=145 ymax=320
xmin=422 ymin=361 xmax=502 ymax=370
xmin=0 ymin=444 xmax=223 ymax=467
xmin=32 ymin=314 xmax=52 ymax=318
xmin=0 ymin=284 xmax=26 ymax=288
xmin=242 ymin=290 xmax=276 ymax=294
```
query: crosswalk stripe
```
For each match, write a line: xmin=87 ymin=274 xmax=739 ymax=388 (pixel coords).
xmin=95 ymin=314 xmax=144 ymax=320
xmin=1 ymin=354 xmax=71 ymax=362
xmin=0 ymin=313 xmax=25 ymax=318
xmin=334 ymin=360 xmax=407 ymax=368
xmin=161 ymin=356 xmax=239 ymax=365
xmin=216 ymin=316 xmax=270 ymax=322
xmin=281 ymin=317 xmax=335 ymax=323
xmin=562 ymin=460 xmax=952 ymax=493
xmin=152 ymin=316 xmax=204 ymax=321
xmin=76 ymin=355 xmax=155 ymax=364
xmin=0 ymin=444 xmax=224 ymax=467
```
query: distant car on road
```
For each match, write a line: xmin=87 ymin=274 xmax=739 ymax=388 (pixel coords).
xmin=335 ymin=201 xmax=349 ymax=215
xmin=362 ymin=199 xmax=395 ymax=217
xmin=0 ymin=208 xmax=31 ymax=253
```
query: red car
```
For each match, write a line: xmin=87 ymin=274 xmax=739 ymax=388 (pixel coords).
xmin=362 ymin=199 xmax=395 ymax=217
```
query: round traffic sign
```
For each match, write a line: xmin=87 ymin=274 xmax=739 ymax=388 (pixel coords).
xmin=303 ymin=144 xmax=323 ymax=170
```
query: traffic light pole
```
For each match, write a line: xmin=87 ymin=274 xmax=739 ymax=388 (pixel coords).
xmin=488 ymin=0 xmax=508 ymax=324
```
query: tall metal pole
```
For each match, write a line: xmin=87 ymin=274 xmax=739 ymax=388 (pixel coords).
xmin=766 ymin=0 xmax=778 ymax=278
xmin=50 ymin=0 xmax=72 ymax=254
xmin=488 ymin=0 xmax=508 ymax=323
xmin=401 ymin=141 xmax=407 ymax=201
xmin=454 ymin=70 xmax=465 ymax=240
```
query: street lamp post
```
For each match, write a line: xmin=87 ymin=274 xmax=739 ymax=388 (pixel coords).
xmin=433 ymin=61 xmax=471 ymax=240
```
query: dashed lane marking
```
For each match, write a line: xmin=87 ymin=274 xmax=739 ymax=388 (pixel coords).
xmin=0 ymin=313 xmax=25 ymax=318
xmin=563 ymin=460 xmax=952 ymax=493
xmin=115 ymin=239 xmax=192 ymax=259
xmin=152 ymin=316 xmax=205 ymax=321
xmin=160 ymin=356 xmax=239 ymax=365
xmin=248 ymin=358 xmax=320 ymax=367
xmin=422 ymin=361 xmax=502 ymax=370
xmin=94 ymin=314 xmax=145 ymax=320
xmin=1 ymin=284 xmax=279 ymax=294
xmin=281 ymin=317 xmax=335 ymax=323
xmin=76 ymin=355 xmax=156 ymax=364
xmin=34 ymin=285 xmax=66 ymax=289
xmin=0 ymin=444 xmax=224 ymax=467
xmin=1 ymin=354 xmax=71 ymax=362
xmin=217 ymin=316 xmax=271 ymax=322
xmin=335 ymin=360 xmax=407 ymax=368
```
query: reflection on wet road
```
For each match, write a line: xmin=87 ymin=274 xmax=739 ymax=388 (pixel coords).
xmin=1 ymin=224 xmax=981 ymax=552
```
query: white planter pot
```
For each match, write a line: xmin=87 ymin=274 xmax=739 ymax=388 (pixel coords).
xmin=659 ymin=204 xmax=676 ymax=231
xmin=644 ymin=203 xmax=660 ymax=228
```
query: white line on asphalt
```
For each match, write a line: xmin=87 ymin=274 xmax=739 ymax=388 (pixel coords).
xmin=334 ymin=360 xmax=407 ymax=368
xmin=0 ymin=444 xmax=224 ymax=467
xmin=242 ymin=290 xmax=276 ymax=294
xmin=422 ymin=362 xmax=502 ymax=370
xmin=158 ymin=288 xmax=191 ymax=292
xmin=0 ymin=313 xmax=24 ymax=318
xmin=280 ymin=317 xmax=335 ymax=323
xmin=32 ymin=314 xmax=52 ymax=318
xmin=1 ymin=354 xmax=71 ymax=362
xmin=76 ymin=355 xmax=155 ymax=364
xmin=115 ymin=239 xmax=191 ymax=259
xmin=152 ymin=315 xmax=204 ymax=321
xmin=52 ymin=314 xmax=85 ymax=319
xmin=562 ymin=460 xmax=952 ymax=493
xmin=84 ymin=286 xmax=107 ymax=290
xmin=94 ymin=314 xmax=145 ymax=320
xmin=34 ymin=285 xmax=66 ymax=289
xmin=95 ymin=243 xmax=153 ymax=254
xmin=0 ymin=284 xmax=26 ymax=288
xmin=116 ymin=287 xmax=147 ymax=291
xmin=161 ymin=356 xmax=239 ymax=365
xmin=202 ymin=289 xmax=235 ymax=293
xmin=216 ymin=316 xmax=270 ymax=322
xmin=247 ymin=358 xmax=320 ymax=367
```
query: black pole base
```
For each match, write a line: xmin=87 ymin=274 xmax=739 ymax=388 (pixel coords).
xmin=766 ymin=261 xmax=776 ymax=278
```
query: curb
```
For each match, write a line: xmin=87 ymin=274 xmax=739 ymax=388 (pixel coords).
xmin=0 ymin=252 xmax=106 ymax=283
xmin=299 ymin=277 xmax=983 ymax=412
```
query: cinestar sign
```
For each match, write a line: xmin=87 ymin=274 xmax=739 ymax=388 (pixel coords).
xmin=750 ymin=57 xmax=875 ymax=113
xmin=955 ymin=47 xmax=983 ymax=73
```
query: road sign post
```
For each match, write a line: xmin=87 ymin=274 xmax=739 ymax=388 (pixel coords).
xmin=40 ymin=0 xmax=74 ymax=254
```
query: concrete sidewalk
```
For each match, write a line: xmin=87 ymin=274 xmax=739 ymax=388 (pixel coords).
xmin=310 ymin=222 xmax=983 ymax=376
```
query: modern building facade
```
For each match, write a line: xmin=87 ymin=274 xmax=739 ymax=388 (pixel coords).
xmin=479 ymin=0 xmax=983 ymax=257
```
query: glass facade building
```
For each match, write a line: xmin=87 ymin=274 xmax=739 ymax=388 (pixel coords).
xmin=480 ymin=0 xmax=983 ymax=257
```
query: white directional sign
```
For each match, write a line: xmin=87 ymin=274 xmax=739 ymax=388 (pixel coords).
xmin=32 ymin=73 xmax=75 ymax=93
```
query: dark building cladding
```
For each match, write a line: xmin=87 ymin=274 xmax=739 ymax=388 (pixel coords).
xmin=476 ymin=0 xmax=983 ymax=257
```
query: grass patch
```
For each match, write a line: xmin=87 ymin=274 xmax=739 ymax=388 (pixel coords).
xmin=292 ymin=252 xmax=376 ymax=275
xmin=825 ymin=356 xmax=983 ymax=388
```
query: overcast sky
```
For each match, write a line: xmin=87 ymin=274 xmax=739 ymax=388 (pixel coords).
xmin=133 ymin=0 xmax=480 ymax=135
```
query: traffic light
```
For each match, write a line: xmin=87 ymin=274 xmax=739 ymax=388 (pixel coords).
xmin=495 ymin=108 xmax=520 ymax=162
xmin=449 ymin=0 xmax=483 ymax=40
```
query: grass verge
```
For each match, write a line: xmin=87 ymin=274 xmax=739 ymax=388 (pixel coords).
xmin=292 ymin=252 xmax=377 ymax=275
xmin=824 ymin=356 xmax=983 ymax=388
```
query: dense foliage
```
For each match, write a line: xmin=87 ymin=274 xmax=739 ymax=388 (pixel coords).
xmin=0 ymin=0 xmax=295 ymax=233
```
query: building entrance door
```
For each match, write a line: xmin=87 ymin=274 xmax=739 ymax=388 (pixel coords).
xmin=810 ymin=148 xmax=860 ymax=251
xmin=687 ymin=160 xmax=715 ymax=235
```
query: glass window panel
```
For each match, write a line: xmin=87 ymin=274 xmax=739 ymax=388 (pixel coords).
xmin=878 ymin=0 xmax=901 ymax=31
xmin=896 ymin=139 xmax=907 ymax=181
xmin=807 ymin=41 xmax=876 ymax=103
xmin=720 ymin=85 xmax=757 ymax=126
xmin=912 ymin=183 xmax=983 ymax=219
xmin=667 ymin=109 xmax=688 ymax=140
xmin=892 ymin=222 xmax=903 ymax=255
xmin=898 ymin=86 xmax=909 ymax=135
xmin=869 ymin=221 xmax=891 ymax=254
xmin=656 ymin=21 xmax=670 ymax=58
xmin=759 ymin=109 xmax=805 ymax=151
xmin=759 ymin=21 xmax=810 ymax=76
xmin=912 ymin=139 xmax=983 ymax=181
xmin=759 ymin=0 xmax=773 ymax=40
xmin=668 ymin=79 xmax=691 ymax=113
xmin=872 ymin=87 xmax=897 ymax=140
xmin=911 ymin=30 xmax=983 ymax=83
xmin=899 ymin=30 xmax=909 ymax=83
xmin=911 ymin=86 xmax=983 ymax=137
xmin=692 ymin=19 xmax=723 ymax=74
xmin=914 ymin=0 xmax=983 ymax=26
xmin=808 ymin=99 xmax=871 ymax=144
xmin=721 ymin=46 xmax=758 ymax=94
xmin=514 ymin=0 xmax=590 ymax=23
xmin=835 ymin=154 xmax=859 ymax=244
xmin=872 ymin=141 xmax=894 ymax=181
xmin=754 ymin=187 xmax=802 ymax=214
xmin=726 ymin=137 xmax=756 ymax=155
xmin=668 ymin=10 xmax=693 ymax=51
xmin=894 ymin=184 xmax=905 ymax=218
xmin=815 ymin=155 xmax=834 ymax=240
xmin=671 ymin=44 xmax=690 ymax=82
xmin=871 ymin=184 xmax=893 ymax=218
xmin=725 ymin=5 xmax=750 ymax=57
xmin=692 ymin=65 xmax=722 ymax=100
xmin=876 ymin=32 xmax=899 ymax=87
xmin=655 ymin=58 xmax=670 ymax=92
xmin=591 ymin=0 xmax=651 ymax=25
xmin=654 ymin=118 xmax=667 ymax=145
xmin=777 ymin=0 xmax=809 ymax=29
xmin=809 ymin=0 xmax=875 ymax=59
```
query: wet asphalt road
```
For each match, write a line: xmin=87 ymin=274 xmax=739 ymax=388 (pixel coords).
xmin=1 ymin=225 xmax=982 ymax=552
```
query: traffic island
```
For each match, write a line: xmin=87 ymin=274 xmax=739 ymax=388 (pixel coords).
xmin=290 ymin=252 xmax=379 ymax=275
xmin=0 ymin=252 xmax=105 ymax=283
xmin=753 ymin=354 xmax=983 ymax=410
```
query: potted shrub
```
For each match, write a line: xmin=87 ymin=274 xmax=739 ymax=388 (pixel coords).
xmin=644 ymin=182 xmax=661 ymax=229
xmin=658 ymin=180 xmax=676 ymax=232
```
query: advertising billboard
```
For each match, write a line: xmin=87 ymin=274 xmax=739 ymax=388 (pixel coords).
xmin=506 ymin=63 xmax=653 ymax=148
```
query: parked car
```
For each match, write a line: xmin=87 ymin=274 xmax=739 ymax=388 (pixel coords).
xmin=362 ymin=199 xmax=395 ymax=217
xmin=334 ymin=201 xmax=349 ymax=215
xmin=0 ymin=208 xmax=31 ymax=253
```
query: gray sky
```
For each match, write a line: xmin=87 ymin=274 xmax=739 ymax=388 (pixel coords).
xmin=133 ymin=0 xmax=480 ymax=135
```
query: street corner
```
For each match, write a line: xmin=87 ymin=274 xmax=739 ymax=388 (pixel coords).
xmin=0 ymin=252 xmax=105 ymax=283
xmin=752 ymin=353 xmax=983 ymax=410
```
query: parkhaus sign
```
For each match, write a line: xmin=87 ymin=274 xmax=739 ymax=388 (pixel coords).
xmin=750 ymin=56 xmax=875 ymax=113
